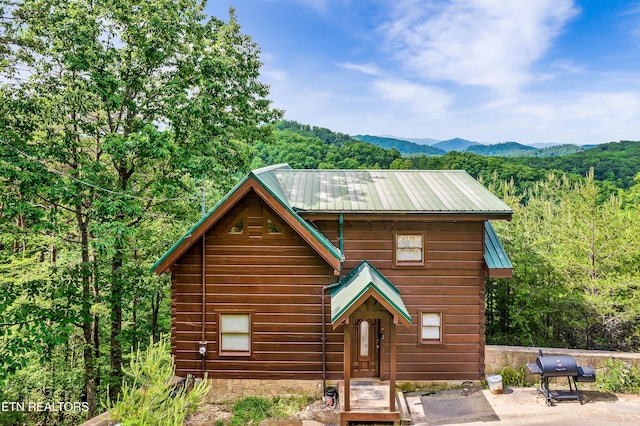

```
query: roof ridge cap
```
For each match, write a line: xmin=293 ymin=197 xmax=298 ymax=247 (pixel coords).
xmin=251 ymin=163 xmax=291 ymax=175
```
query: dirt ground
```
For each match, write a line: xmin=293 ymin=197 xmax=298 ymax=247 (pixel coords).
xmin=183 ymin=399 xmax=340 ymax=426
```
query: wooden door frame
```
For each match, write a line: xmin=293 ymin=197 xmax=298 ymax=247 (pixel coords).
xmin=351 ymin=318 xmax=379 ymax=378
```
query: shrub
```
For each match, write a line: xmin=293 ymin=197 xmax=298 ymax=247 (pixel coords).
xmin=228 ymin=396 xmax=271 ymax=426
xmin=596 ymin=359 xmax=640 ymax=394
xmin=107 ymin=336 xmax=210 ymax=426
xmin=499 ymin=365 xmax=527 ymax=387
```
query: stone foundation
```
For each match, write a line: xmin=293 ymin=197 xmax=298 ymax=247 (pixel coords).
xmin=206 ymin=378 xmax=325 ymax=403
xmin=485 ymin=345 xmax=640 ymax=383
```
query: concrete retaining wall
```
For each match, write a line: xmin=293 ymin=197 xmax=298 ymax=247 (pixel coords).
xmin=485 ymin=345 xmax=640 ymax=383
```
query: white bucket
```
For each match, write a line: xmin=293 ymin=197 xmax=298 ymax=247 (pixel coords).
xmin=487 ymin=374 xmax=503 ymax=394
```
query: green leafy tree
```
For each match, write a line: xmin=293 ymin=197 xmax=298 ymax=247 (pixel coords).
xmin=1 ymin=0 xmax=279 ymax=419
xmin=487 ymin=170 xmax=640 ymax=350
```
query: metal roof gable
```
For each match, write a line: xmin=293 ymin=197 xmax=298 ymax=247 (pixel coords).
xmin=152 ymin=164 xmax=342 ymax=274
xmin=330 ymin=260 xmax=412 ymax=328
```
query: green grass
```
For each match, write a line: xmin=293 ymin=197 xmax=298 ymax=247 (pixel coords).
xmin=226 ymin=395 xmax=313 ymax=425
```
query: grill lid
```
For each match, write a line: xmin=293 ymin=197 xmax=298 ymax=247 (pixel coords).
xmin=536 ymin=355 xmax=579 ymax=377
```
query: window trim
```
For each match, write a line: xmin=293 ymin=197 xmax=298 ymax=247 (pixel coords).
xmin=217 ymin=311 xmax=254 ymax=357
xmin=225 ymin=208 xmax=248 ymax=236
xmin=262 ymin=208 xmax=286 ymax=238
xmin=393 ymin=232 xmax=425 ymax=268
xmin=417 ymin=310 xmax=445 ymax=346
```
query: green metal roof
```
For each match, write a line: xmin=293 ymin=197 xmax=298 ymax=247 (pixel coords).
xmin=153 ymin=164 xmax=512 ymax=274
xmin=151 ymin=173 xmax=251 ymax=273
xmin=273 ymin=169 xmax=513 ymax=214
xmin=251 ymin=165 xmax=343 ymax=262
xmin=330 ymin=260 xmax=412 ymax=325
xmin=484 ymin=221 xmax=512 ymax=270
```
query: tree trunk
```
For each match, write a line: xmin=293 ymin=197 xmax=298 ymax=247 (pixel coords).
xmin=108 ymin=166 xmax=132 ymax=401
xmin=78 ymin=212 xmax=97 ymax=417
xmin=93 ymin=255 xmax=100 ymax=389
xmin=109 ymin=243 xmax=124 ymax=401
xmin=132 ymin=294 xmax=138 ymax=351
xmin=151 ymin=291 xmax=161 ymax=342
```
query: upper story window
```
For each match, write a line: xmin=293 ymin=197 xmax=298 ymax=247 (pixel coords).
xmin=266 ymin=217 xmax=281 ymax=234
xmin=229 ymin=218 xmax=244 ymax=234
xmin=394 ymin=233 xmax=424 ymax=266
xmin=226 ymin=208 xmax=247 ymax=236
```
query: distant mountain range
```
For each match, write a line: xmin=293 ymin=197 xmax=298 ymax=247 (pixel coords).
xmin=352 ymin=135 xmax=591 ymax=157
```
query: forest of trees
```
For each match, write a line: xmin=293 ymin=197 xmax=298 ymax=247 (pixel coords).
xmin=1 ymin=1 xmax=640 ymax=423
xmin=262 ymin=122 xmax=640 ymax=350
xmin=0 ymin=1 xmax=280 ymax=424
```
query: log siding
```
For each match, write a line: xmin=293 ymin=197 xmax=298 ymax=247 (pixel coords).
xmin=314 ymin=218 xmax=486 ymax=381
xmin=171 ymin=191 xmax=491 ymax=381
xmin=171 ymin=191 xmax=339 ymax=379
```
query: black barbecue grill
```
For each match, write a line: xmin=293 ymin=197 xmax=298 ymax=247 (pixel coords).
xmin=526 ymin=350 xmax=596 ymax=406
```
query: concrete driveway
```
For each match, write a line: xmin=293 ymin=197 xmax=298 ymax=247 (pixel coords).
xmin=408 ymin=386 xmax=640 ymax=426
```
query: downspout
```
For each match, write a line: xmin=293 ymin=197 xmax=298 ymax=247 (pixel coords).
xmin=322 ymin=281 xmax=342 ymax=394
xmin=339 ymin=214 xmax=344 ymax=255
xmin=201 ymin=234 xmax=206 ymax=377
xmin=321 ymin=214 xmax=345 ymax=393
xmin=200 ymin=188 xmax=207 ymax=378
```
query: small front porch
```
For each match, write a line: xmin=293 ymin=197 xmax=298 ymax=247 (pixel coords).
xmin=338 ymin=380 xmax=408 ymax=425
xmin=330 ymin=261 xmax=412 ymax=426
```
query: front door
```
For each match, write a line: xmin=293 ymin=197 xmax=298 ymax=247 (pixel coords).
xmin=352 ymin=319 xmax=379 ymax=377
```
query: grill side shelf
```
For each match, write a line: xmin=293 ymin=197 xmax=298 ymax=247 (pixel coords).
xmin=526 ymin=363 xmax=542 ymax=375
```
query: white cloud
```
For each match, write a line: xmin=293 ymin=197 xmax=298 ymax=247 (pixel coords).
xmin=550 ymin=59 xmax=585 ymax=75
xmin=297 ymin=0 xmax=330 ymax=13
xmin=371 ymin=78 xmax=454 ymax=116
xmin=336 ymin=62 xmax=384 ymax=76
xmin=620 ymin=3 xmax=640 ymax=38
xmin=379 ymin=0 xmax=579 ymax=93
xmin=262 ymin=68 xmax=289 ymax=82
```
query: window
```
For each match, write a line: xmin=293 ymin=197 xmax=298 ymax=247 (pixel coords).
xmin=419 ymin=312 xmax=443 ymax=344
xmin=263 ymin=209 xmax=284 ymax=236
xmin=359 ymin=320 xmax=369 ymax=357
xmin=394 ymin=233 xmax=424 ymax=266
xmin=229 ymin=218 xmax=244 ymax=234
xmin=266 ymin=217 xmax=281 ymax=234
xmin=219 ymin=313 xmax=252 ymax=356
xmin=226 ymin=209 xmax=247 ymax=235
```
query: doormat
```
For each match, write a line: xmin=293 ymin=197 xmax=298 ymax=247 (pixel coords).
xmin=351 ymin=381 xmax=374 ymax=390
xmin=356 ymin=390 xmax=383 ymax=400
xmin=420 ymin=389 xmax=499 ymax=425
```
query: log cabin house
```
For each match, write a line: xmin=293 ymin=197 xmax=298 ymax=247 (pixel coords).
xmin=152 ymin=164 xmax=512 ymax=423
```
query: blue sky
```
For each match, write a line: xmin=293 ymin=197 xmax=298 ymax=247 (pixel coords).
xmin=206 ymin=1 xmax=640 ymax=145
